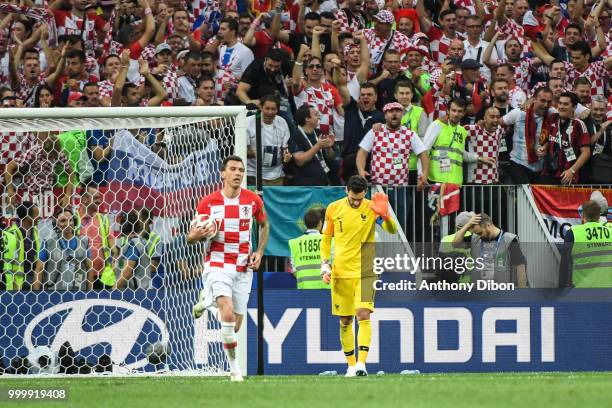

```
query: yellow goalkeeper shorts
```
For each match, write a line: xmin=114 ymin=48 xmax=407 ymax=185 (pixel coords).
xmin=330 ymin=276 xmax=375 ymax=316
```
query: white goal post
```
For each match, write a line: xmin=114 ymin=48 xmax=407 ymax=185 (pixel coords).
xmin=0 ymin=106 xmax=248 ymax=377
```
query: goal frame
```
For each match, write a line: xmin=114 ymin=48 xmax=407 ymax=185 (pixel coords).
xmin=0 ymin=106 xmax=249 ymax=377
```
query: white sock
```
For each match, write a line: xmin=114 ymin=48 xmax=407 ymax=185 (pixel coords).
xmin=221 ymin=321 xmax=240 ymax=374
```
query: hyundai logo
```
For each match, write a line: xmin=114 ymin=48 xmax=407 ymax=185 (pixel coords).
xmin=23 ymin=299 xmax=169 ymax=370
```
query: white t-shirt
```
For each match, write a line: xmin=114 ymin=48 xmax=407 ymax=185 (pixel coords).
xmin=247 ymin=115 xmax=291 ymax=180
xmin=218 ymin=42 xmax=254 ymax=79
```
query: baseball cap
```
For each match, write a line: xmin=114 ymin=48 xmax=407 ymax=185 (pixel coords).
xmin=383 ymin=102 xmax=403 ymax=112
xmin=68 ymin=92 xmax=87 ymax=103
xmin=456 ymin=211 xmax=476 ymax=228
xmin=373 ymin=10 xmax=395 ymax=24
xmin=461 ymin=59 xmax=482 ymax=70
xmin=155 ymin=43 xmax=172 ymax=55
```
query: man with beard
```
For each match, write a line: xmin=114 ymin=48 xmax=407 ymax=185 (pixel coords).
xmin=334 ymin=0 xmax=367 ymax=33
xmin=55 ymin=49 xmax=99 ymax=106
xmin=370 ymin=50 xmax=403 ymax=109
xmin=485 ymin=32 xmax=540 ymax=92
xmin=273 ymin=12 xmax=332 ymax=57
xmin=490 ymin=0 xmax=531 ymax=57
xmin=334 ymin=70 xmax=384 ymax=180
xmin=538 ymin=92 xmax=591 ymax=185
xmin=493 ymin=63 xmax=526 ymax=109
xmin=357 ymin=102 xmax=429 ymax=190
xmin=500 ymin=87 xmax=553 ymax=184
xmin=176 ymin=51 xmax=203 ymax=104
xmin=464 ymin=107 xmax=504 ymax=185
xmin=581 ymin=96 xmax=611 ymax=183
xmin=237 ymin=48 xmax=291 ymax=109
xmin=404 ymin=45 xmax=432 ymax=102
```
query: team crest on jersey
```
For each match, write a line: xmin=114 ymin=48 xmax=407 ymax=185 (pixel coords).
xmin=241 ymin=205 xmax=252 ymax=218
xmin=361 ymin=214 xmax=367 ymax=221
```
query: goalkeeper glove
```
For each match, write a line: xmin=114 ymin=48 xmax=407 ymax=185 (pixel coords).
xmin=369 ymin=192 xmax=390 ymax=221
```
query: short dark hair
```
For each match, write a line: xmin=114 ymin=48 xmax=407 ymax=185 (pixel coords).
xmin=490 ymin=78 xmax=508 ymax=88
xmin=439 ymin=9 xmax=456 ymax=21
xmin=266 ymin=48 xmax=285 ymax=62
xmin=221 ymin=155 xmax=244 ymax=170
xmin=346 ymin=175 xmax=368 ymax=193
xmin=496 ymin=63 xmax=515 ymax=74
xmin=582 ymin=200 xmax=601 ymax=222
xmin=565 ymin=23 xmax=582 ymax=34
xmin=16 ymin=201 xmax=36 ymax=220
xmin=304 ymin=208 xmax=323 ymax=229
xmin=196 ymin=74 xmax=215 ymax=88
xmin=559 ymin=91 xmax=579 ymax=107
xmin=121 ymin=82 xmax=138 ymax=97
xmin=383 ymin=49 xmax=400 ymax=60
xmin=185 ymin=51 xmax=203 ymax=62
xmin=84 ymin=82 xmax=99 ymax=89
xmin=304 ymin=12 xmax=321 ymax=22
xmin=573 ymin=77 xmax=591 ymax=88
xmin=66 ymin=49 xmax=86 ymax=63
xmin=220 ymin=18 xmax=239 ymax=35
xmin=320 ymin=11 xmax=335 ymax=20
xmin=394 ymin=79 xmax=415 ymax=95
xmin=360 ymin=82 xmax=377 ymax=94
xmin=534 ymin=86 xmax=553 ymax=98
xmin=295 ymin=104 xmax=313 ymax=126
xmin=550 ymin=59 xmax=565 ymax=69
xmin=201 ymin=51 xmax=215 ymax=61
xmin=103 ymin=54 xmax=120 ymax=66
xmin=569 ymin=41 xmax=591 ymax=57
xmin=260 ymin=94 xmax=279 ymax=108
xmin=449 ymin=97 xmax=467 ymax=110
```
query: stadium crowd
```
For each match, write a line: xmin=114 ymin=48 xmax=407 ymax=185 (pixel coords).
xmin=0 ymin=0 xmax=611 ymax=291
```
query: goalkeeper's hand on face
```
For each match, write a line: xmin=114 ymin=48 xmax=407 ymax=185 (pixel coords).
xmin=321 ymin=263 xmax=331 ymax=284
xmin=369 ymin=192 xmax=390 ymax=221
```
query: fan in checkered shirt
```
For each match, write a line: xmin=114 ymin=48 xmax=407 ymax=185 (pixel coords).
xmin=464 ymin=106 xmax=503 ymax=185
xmin=190 ymin=155 xmax=269 ymax=382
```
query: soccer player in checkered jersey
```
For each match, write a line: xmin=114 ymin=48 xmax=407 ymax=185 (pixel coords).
xmin=321 ymin=175 xmax=397 ymax=377
xmin=190 ymin=155 xmax=269 ymax=381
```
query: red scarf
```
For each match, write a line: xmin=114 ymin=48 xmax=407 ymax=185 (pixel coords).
xmin=524 ymin=106 xmax=548 ymax=164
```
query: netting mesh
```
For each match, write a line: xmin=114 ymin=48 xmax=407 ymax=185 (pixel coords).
xmin=0 ymin=109 xmax=245 ymax=375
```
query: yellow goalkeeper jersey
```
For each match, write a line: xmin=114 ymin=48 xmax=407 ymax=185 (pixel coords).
xmin=321 ymin=197 xmax=396 ymax=279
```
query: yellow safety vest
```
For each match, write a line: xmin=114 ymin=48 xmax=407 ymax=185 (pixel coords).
xmin=401 ymin=105 xmax=424 ymax=170
xmin=5 ymin=224 xmax=40 ymax=291
xmin=75 ymin=212 xmax=115 ymax=287
xmin=571 ymin=222 xmax=612 ymax=287
xmin=289 ymin=232 xmax=329 ymax=289
xmin=429 ymin=120 xmax=467 ymax=185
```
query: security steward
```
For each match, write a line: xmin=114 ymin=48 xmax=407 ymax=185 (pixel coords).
xmin=289 ymin=208 xmax=329 ymax=289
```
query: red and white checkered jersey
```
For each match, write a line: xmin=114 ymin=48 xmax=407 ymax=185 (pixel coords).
xmin=0 ymin=132 xmax=34 ymax=177
xmin=363 ymin=29 xmax=414 ymax=71
xmin=98 ymin=80 xmax=114 ymax=99
xmin=565 ymin=60 xmax=610 ymax=96
xmin=369 ymin=125 xmax=416 ymax=186
xmin=427 ymin=25 xmax=465 ymax=65
xmin=215 ymin=69 xmax=239 ymax=102
xmin=465 ymin=124 xmax=504 ymax=184
xmin=0 ymin=53 xmax=9 ymax=88
xmin=161 ymin=69 xmax=179 ymax=102
xmin=196 ymin=189 xmax=266 ymax=273
xmin=293 ymin=83 xmax=342 ymax=135
xmin=497 ymin=19 xmax=532 ymax=56
xmin=334 ymin=8 xmax=366 ymax=33
xmin=14 ymin=139 xmax=71 ymax=194
xmin=53 ymin=10 xmax=106 ymax=59
xmin=497 ymin=58 xmax=537 ymax=91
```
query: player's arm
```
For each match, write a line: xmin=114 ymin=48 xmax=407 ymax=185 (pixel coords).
xmin=249 ymin=218 xmax=270 ymax=269
xmin=381 ymin=217 xmax=397 ymax=234
xmin=321 ymin=206 xmax=334 ymax=283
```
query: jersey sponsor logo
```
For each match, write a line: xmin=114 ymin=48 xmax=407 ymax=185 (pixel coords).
xmin=23 ymin=299 xmax=169 ymax=370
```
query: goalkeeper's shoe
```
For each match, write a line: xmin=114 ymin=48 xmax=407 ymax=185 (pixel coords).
xmin=230 ymin=372 xmax=244 ymax=382
xmin=355 ymin=362 xmax=368 ymax=377
xmin=345 ymin=365 xmax=357 ymax=377
xmin=192 ymin=289 xmax=207 ymax=319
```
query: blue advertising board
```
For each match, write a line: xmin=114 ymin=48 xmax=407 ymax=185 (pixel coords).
xmin=3 ymin=289 xmax=612 ymax=375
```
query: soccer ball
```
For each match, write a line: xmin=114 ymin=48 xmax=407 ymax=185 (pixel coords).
xmin=190 ymin=214 xmax=218 ymax=237
xmin=146 ymin=342 xmax=168 ymax=366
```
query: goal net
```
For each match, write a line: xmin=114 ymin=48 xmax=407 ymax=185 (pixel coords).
xmin=0 ymin=106 xmax=247 ymax=376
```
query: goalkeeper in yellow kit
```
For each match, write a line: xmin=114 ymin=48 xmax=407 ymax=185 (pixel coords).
xmin=321 ymin=175 xmax=397 ymax=377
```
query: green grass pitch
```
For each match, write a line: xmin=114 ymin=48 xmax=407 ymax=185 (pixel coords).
xmin=2 ymin=372 xmax=612 ymax=408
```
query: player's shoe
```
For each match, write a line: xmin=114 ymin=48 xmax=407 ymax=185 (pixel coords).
xmin=345 ymin=365 xmax=357 ymax=377
xmin=192 ymin=289 xmax=207 ymax=319
xmin=355 ymin=362 xmax=368 ymax=377
xmin=230 ymin=373 xmax=244 ymax=382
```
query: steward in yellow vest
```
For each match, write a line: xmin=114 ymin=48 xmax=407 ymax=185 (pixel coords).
xmin=289 ymin=208 xmax=329 ymax=289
